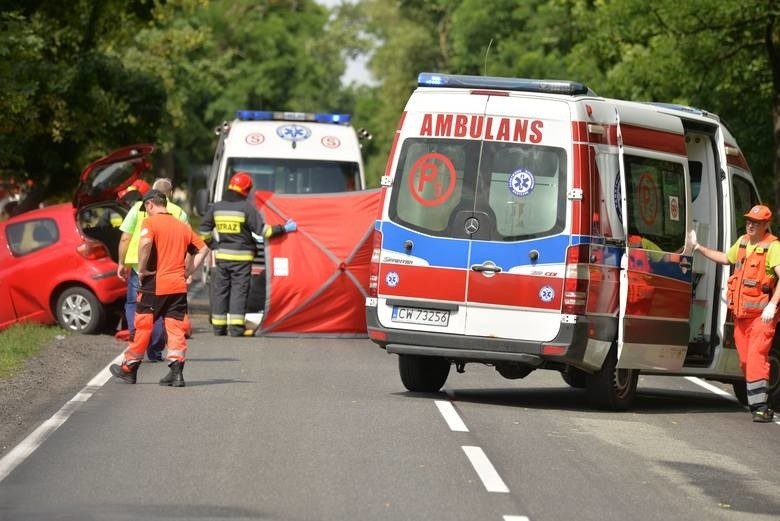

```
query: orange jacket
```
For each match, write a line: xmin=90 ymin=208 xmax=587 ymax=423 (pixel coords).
xmin=727 ymin=233 xmax=778 ymax=318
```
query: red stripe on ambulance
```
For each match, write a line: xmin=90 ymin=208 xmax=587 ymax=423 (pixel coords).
xmin=467 ymin=273 xmax=563 ymax=309
xmin=379 ymin=264 xmax=466 ymax=302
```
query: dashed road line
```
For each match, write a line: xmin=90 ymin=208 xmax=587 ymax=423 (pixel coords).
xmin=503 ymin=516 xmax=530 ymax=521
xmin=0 ymin=354 xmax=122 ymax=483
xmin=462 ymin=445 xmax=510 ymax=493
xmin=435 ymin=399 xmax=469 ymax=432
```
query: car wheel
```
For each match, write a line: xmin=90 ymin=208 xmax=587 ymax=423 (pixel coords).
xmin=561 ymin=367 xmax=589 ymax=389
xmin=55 ymin=287 xmax=105 ymax=334
xmin=398 ymin=354 xmax=450 ymax=393
xmin=586 ymin=345 xmax=638 ymax=411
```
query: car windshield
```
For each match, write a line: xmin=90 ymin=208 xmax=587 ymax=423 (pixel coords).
xmin=225 ymin=158 xmax=360 ymax=196
xmin=388 ymin=138 xmax=566 ymax=240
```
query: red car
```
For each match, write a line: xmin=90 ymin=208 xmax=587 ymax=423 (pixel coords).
xmin=0 ymin=144 xmax=156 ymax=333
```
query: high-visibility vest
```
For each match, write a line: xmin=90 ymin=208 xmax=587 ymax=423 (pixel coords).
xmin=727 ymin=233 xmax=778 ymax=318
xmin=124 ymin=201 xmax=185 ymax=266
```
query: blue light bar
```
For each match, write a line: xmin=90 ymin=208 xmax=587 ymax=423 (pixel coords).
xmin=236 ymin=110 xmax=351 ymax=124
xmin=314 ymin=113 xmax=351 ymax=124
xmin=417 ymin=72 xmax=591 ymax=96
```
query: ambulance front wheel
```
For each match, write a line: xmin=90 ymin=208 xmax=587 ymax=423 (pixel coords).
xmin=586 ymin=346 xmax=638 ymax=411
xmin=398 ymin=354 xmax=450 ymax=393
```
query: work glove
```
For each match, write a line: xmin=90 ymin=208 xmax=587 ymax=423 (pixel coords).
xmin=685 ymin=230 xmax=699 ymax=254
xmin=761 ymin=302 xmax=777 ymax=323
xmin=283 ymin=219 xmax=298 ymax=233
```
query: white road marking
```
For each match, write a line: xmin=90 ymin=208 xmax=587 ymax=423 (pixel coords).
xmin=503 ymin=516 xmax=530 ymax=521
xmin=435 ymin=400 xmax=469 ymax=432
xmin=684 ymin=377 xmax=737 ymax=400
xmin=0 ymin=353 xmax=122 ymax=483
xmin=462 ymin=446 xmax=510 ymax=493
xmin=686 ymin=376 xmax=780 ymax=425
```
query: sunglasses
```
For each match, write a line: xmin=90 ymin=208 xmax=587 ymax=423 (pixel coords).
xmin=745 ymin=219 xmax=765 ymax=226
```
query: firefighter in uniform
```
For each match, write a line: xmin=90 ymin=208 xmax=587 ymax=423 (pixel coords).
xmin=688 ymin=204 xmax=780 ymax=422
xmin=199 ymin=171 xmax=297 ymax=337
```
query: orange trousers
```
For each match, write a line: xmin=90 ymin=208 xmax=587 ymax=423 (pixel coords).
xmin=123 ymin=292 xmax=189 ymax=363
xmin=733 ymin=315 xmax=777 ymax=382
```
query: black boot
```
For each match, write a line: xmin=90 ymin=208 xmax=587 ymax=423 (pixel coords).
xmin=752 ymin=405 xmax=774 ymax=423
xmin=159 ymin=360 xmax=185 ymax=387
xmin=110 ymin=361 xmax=141 ymax=384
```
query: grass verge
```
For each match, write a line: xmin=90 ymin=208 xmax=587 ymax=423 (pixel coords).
xmin=0 ymin=323 xmax=64 ymax=378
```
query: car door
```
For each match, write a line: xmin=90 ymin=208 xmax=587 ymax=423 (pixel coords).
xmin=0 ymin=223 xmax=18 ymax=329
xmin=2 ymin=217 xmax=72 ymax=325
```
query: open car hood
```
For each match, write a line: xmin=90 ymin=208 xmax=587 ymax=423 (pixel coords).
xmin=73 ymin=144 xmax=155 ymax=208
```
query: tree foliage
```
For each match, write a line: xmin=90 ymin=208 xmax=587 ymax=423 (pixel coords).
xmin=1 ymin=0 xmax=778 ymax=214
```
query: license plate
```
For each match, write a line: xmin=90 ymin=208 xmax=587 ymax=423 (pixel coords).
xmin=391 ymin=306 xmax=450 ymax=327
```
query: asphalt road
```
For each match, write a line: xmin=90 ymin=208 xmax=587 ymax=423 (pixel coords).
xmin=0 ymin=313 xmax=778 ymax=521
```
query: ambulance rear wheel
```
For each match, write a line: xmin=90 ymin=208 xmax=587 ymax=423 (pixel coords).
xmin=398 ymin=354 xmax=450 ymax=393
xmin=561 ymin=367 xmax=588 ymax=389
xmin=586 ymin=347 xmax=638 ymax=411
xmin=768 ymin=342 xmax=780 ymax=407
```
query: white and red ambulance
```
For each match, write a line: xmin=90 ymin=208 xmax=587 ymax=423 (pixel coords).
xmin=366 ymin=72 xmax=778 ymax=410
xmin=196 ymin=110 xmax=368 ymax=317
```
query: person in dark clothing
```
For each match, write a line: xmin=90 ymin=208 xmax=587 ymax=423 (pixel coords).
xmin=198 ymin=171 xmax=297 ymax=336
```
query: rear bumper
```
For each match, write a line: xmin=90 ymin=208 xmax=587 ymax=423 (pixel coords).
xmin=366 ymin=306 xmax=615 ymax=370
xmin=89 ymin=266 xmax=127 ymax=304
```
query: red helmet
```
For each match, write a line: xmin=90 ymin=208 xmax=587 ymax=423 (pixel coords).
xmin=228 ymin=171 xmax=253 ymax=196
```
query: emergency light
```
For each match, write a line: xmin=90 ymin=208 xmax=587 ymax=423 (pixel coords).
xmin=236 ymin=110 xmax=351 ymax=124
xmin=417 ymin=72 xmax=592 ymax=96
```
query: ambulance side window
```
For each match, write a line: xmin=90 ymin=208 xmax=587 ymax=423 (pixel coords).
xmin=624 ymin=155 xmax=685 ymax=252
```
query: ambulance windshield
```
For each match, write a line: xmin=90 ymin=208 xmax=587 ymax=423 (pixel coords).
xmin=389 ymin=139 xmax=566 ymax=240
xmin=225 ymin=158 xmax=360 ymax=195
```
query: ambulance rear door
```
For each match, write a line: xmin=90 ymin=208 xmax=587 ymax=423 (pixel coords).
xmin=616 ymin=105 xmax=693 ymax=370
xmin=463 ymin=95 xmax=571 ymax=342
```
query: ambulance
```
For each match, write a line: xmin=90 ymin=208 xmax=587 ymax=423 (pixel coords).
xmin=366 ymin=72 xmax=779 ymax=410
xmin=196 ymin=110 xmax=368 ymax=315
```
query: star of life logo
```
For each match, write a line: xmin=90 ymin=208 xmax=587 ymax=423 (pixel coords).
xmin=385 ymin=271 xmax=399 ymax=288
xmin=277 ymin=124 xmax=312 ymax=143
xmin=539 ymin=285 xmax=555 ymax=302
xmin=508 ymin=168 xmax=535 ymax=197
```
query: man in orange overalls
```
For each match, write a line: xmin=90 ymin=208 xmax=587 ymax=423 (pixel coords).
xmin=110 ymin=190 xmax=209 ymax=387
xmin=689 ymin=204 xmax=780 ymax=422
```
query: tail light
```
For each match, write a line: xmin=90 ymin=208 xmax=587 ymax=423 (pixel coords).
xmin=563 ymin=244 xmax=590 ymax=315
xmin=368 ymin=229 xmax=382 ymax=297
xmin=77 ymin=239 xmax=110 ymax=260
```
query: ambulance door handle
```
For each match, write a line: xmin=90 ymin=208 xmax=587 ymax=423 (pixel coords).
xmin=472 ymin=261 xmax=502 ymax=273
